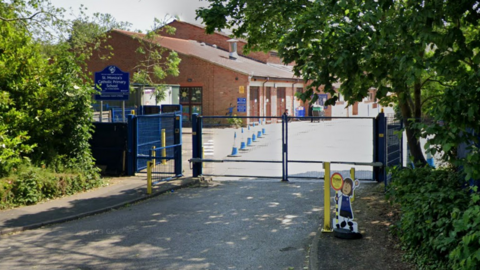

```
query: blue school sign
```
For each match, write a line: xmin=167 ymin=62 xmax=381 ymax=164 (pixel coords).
xmin=94 ymin=65 xmax=130 ymax=101
xmin=237 ymin=97 xmax=247 ymax=113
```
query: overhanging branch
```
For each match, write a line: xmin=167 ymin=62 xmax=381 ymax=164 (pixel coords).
xmin=0 ymin=12 xmax=42 ymax=22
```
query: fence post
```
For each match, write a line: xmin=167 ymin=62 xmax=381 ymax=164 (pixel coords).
xmin=174 ymin=113 xmax=182 ymax=177
xmin=126 ymin=114 xmax=136 ymax=176
xmin=322 ymin=162 xmax=333 ymax=232
xmin=192 ymin=113 xmax=203 ymax=177
xmin=152 ymin=146 xmax=156 ymax=169
xmin=375 ymin=112 xmax=387 ymax=182
xmin=282 ymin=113 xmax=289 ymax=182
xmin=161 ymin=129 xmax=167 ymax=165
xmin=147 ymin=161 xmax=152 ymax=195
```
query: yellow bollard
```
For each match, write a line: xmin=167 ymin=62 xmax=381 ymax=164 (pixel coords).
xmin=147 ymin=161 xmax=152 ymax=195
xmin=350 ymin=167 xmax=356 ymax=202
xmin=322 ymin=162 xmax=333 ymax=233
xmin=162 ymin=129 xmax=167 ymax=165
xmin=152 ymin=146 xmax=156 ymax=169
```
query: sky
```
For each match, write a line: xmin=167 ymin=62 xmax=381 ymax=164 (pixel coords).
xmin=49 ymin=0 xmax=211 ymax=32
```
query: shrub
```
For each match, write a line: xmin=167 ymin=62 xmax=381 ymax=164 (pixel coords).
xmin=227 ymin=115 xmax=243 ymax=128
xmin=387 ymin=166 xmax=470 ymax=269
xmin=0 ymin=164 xmax=104 ymax=210
xmin=448 ymin=191 xmax=480 ymax=270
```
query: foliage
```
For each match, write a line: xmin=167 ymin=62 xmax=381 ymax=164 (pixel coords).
xmin=131 ymin=18 xmax=181 ymax=103
xmin=387 ymin=166 xmax=475 ymax=269
xmin=0 ymin=0 xmax=66 ymax=42
xmin=68 ymin=10 xmax=132 ymax=50
xmin=449 ymin=194 xmax=480 ymax=270
xmin=0 ymin=164 xmax=103 ymax=209
xmin=227 ymin=115 xmax=243 ymax=128
xmin=0 ymin=1 xmax=99 ymax=177
xmin=197 ymin=0 xmax=434 ymax=164
xmin=197 ymin=0 xmax=480 ymax=168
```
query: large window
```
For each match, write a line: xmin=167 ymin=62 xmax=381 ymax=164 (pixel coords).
xmin=179 ymin=87 xmax=202 ymax=125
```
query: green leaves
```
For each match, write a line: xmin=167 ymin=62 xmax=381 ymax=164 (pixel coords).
xmin=131 ymin=21 xmax=181 ymax=101
xmin=0 ymin=1 xmax=99 ymax=176
xmin=387 ymin=167 xmax=470 ymax=269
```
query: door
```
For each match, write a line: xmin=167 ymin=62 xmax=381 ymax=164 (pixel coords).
xmin=249 ymin=86 xmax=259 ymax=117
xmin=266 ymin=87 xmax=272 ymax=120
xmin=277 ymin=87 xmax=286 ymax=116
xmin=179 ymin=87 xmax=202 ymax=126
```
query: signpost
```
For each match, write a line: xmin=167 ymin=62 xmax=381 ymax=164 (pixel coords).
xmin=94 ymin=65 xmax=130 ymax=122
xmin=331 ymin=172 xmax=344 ymax=191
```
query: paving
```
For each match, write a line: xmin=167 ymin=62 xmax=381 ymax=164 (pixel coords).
xmin=0 ymin=175 xmax=199 ymax=236
xmin=0 ymin=124 xmax=389 ymax=269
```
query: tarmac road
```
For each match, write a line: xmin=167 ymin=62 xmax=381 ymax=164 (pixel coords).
xmin=0 ymin=179 xmax=323 ymax=270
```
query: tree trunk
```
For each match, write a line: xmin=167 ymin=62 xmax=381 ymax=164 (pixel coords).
xmin=398 ymin=92 xmax=427 ymax=166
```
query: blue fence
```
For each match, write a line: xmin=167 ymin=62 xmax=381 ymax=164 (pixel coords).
xmin=126 ymin=112 xmax=182 ymax=180
xmin=190 ymin=113 xmax=393 ymax=182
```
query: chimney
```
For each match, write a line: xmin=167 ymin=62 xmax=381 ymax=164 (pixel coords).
xmin=227 ymin=39 xmax=239 ymax=60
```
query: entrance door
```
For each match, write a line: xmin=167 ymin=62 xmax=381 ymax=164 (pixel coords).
xmin=277 ymin=87 xmax=286 ymax=116
xmin=179 ymin=87 xmax=202 ymax=126
xmin=250 ymin=87 xmax=259 ymax=117
xmin=266 ymin=87 xmax=272 ymax=120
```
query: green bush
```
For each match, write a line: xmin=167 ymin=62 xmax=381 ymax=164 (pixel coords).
xmin=448 ymin=191 xmax=480 ymax=270
xmin=0 ymin=164 xmax=104 ymax=210
xmin=387 ymin=167 xmax=470 ymax=269
xmin=227 ymin=115 xmax=243 ymax=128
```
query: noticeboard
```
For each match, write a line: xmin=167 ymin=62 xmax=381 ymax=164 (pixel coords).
xmin=94 ymin=65 xmax=130 ymax=101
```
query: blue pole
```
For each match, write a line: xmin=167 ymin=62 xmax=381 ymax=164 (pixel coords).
xmin=192 ymin=113 xmax=202 ymax=177
xmin=282 ymin=113 xmax=289 ymax=182
xmin=127 ymin=114 xmax=136 ymax=176
xmin=376 ymin=112 xmax=386 ymax=183
xmin=174 ymin=112 xmax=182 ymax=177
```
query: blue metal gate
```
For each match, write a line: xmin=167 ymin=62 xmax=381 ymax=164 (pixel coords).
xmin=385 ymin=116 xmax=403 ymax=185
xmin=127 ymin=112 xmax=183 ymax=180
xmin=190 ymin=113 xmax=392 ymax=182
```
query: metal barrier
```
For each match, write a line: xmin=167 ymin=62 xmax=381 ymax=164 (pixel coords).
xmin=127 ymin=112 xmax=183 ymax=180
xmin=189 ymin=113 xmax=391 ymax=182
xmin=386 ymin=116 xmax=403 ymax=185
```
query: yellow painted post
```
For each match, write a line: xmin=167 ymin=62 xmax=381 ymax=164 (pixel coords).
xmin=162 ymin=129 xmax=167 ymax=165
xmin=152 ymin=146 xmax=156 ymax=169
xmin=147 ymin=161 xmax=152 ymax=195
xmin=322 ymin=162 xmax=333 ymax=233
xmin=350 ymin=167 xmax=356 ymax=202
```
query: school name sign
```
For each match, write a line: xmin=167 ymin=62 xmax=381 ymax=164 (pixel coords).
xmin=94 ymin=65 xmax=130 ymax=101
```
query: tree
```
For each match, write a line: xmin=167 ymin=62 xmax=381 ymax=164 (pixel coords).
xmin=130 ymin=18 xmax=181 ymax=103
xmin=68 ymin=10 xmax=132 ymax=50
xmin=197 ymin=0 xmax=480 ymax=168
xmin=0 ymin=1 xmax=98 ymax=176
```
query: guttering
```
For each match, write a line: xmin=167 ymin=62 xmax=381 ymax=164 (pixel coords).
xmin=252 ymin=76 xmax=299 ymax=83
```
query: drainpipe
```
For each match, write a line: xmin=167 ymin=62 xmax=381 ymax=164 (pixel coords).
xmin=292 ymin=81 xmax=295 ymax=116
xmin=263 ymin=78 xmax=269 ymax=122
